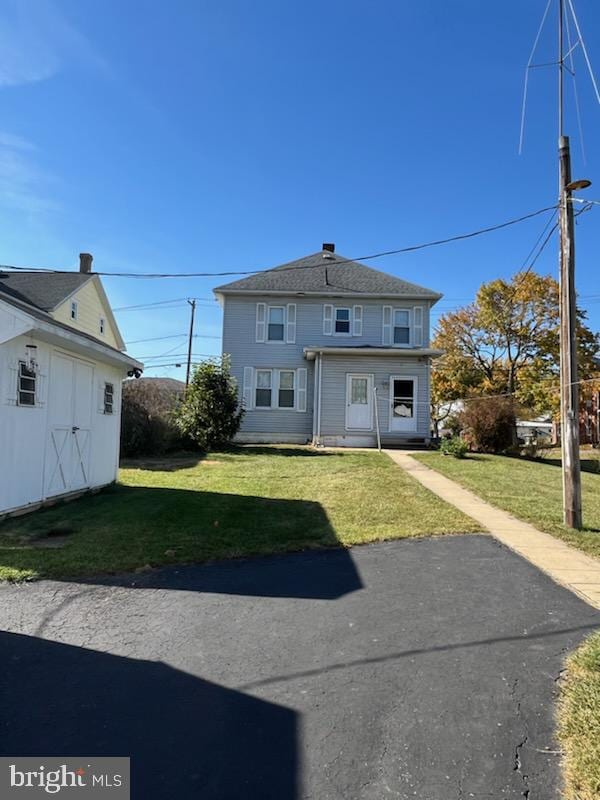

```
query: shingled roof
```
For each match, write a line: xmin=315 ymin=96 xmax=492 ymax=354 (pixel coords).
xmin=214 ymin=250 xmax=441 ymax=300
xmin=0 ymin=271 xmax=92 ymax=312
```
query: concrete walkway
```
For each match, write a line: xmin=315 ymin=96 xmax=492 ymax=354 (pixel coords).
xmin=385 ymin=450 xmax=600 ymax=610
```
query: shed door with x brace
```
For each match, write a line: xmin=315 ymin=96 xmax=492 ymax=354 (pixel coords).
xmin=44 ymin=352 xmax=94 ymax=498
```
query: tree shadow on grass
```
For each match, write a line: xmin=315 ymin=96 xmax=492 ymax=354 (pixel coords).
xmin=0 ymin=486 xmax=363 ymax=600
xmin=0 ymin=630 xmax=298 ymax=800
xmin=120 ymin=446 xmax=335 ymax=472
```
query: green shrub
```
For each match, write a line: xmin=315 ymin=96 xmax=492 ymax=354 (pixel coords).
xmin=440 ymin=436 xmax=468 ymax=458
xmin=174 ymin=357 xmax=243 ymax=450
xmin=120 ymin=378 xmax=187 ymax=457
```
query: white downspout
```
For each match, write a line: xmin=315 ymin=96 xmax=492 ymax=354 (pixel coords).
xmin=317 ymin=353 xmax=323 ymax=444
xmin=312 ymin=356 xmax=318 ymax=443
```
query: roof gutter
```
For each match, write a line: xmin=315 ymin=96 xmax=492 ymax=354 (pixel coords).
xmin=0 ymin=297 xmax=142 ymax=372
xmin=303 ymin=346 xmax=443 ymax=361
xmin=213 ymin=289 xmax=443 ymax=302
xmin=31 ymin=318 xmax=143 ymax=372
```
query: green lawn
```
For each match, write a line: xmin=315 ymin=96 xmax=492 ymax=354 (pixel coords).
xmin=0 ymin=446 xmax=479 ymax=581
xmin=413 ymin=452 xmax=600 ymax=559
xmin=558 ymin=631 xmax=600 ymax=800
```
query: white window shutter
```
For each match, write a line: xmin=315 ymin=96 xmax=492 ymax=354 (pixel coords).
xmin=6 ymin=358 xmax=18 ymax=405
xmin=286 ymin=303 xmax=296 ymax=344
xmin=297 ymin=368 xmax=307 ymax=412
xmin=413 ymin=306 xmax=424 ymax=347
xmin=352 ymin=305 xmax=363 ymax=336
xmin=382 ymin=305 xmax=392 ymax=345
xmin=323 ymin=304 xmax=333 ymax=336
xmin=98 ymin=380 xmax=106 ymax=413
xmin=255 ymin=303 xmax=266 ymax=343
xmin=243 ymin=367 xmax=254 ymax=410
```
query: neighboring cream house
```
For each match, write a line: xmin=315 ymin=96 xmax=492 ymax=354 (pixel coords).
xmin=215 ymin=243 xmax=442 ymax=447
xmin=0 ymin=253 xmax=142 ymax=516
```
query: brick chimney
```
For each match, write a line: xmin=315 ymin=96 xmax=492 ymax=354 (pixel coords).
xmin=322 ymin=242 xmax=335 ymax=253
xmin=79 ymin=253 xmax=93 ymax=273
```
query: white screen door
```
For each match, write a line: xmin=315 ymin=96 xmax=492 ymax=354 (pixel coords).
xmin=345 ymin=374 xmax=373 ymax=430
xmin=44 ymin=353 xmax=94 ymax=497
xmin=389 ymin=376 xmax=417 ymax=432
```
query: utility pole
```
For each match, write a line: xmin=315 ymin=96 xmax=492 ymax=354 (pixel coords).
xmin=185 ymin=298 xmax=196 ymax=389
xmin=558 ymin=136 xmax=582 ymax=528
xmin=557 ymin=0 xmax=582 ymax=529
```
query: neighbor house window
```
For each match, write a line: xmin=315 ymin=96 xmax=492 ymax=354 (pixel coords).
xmin=17 ymin=362 xmax=36 ymax=406
xmin=278 ymin=370 xmax=295 ymax=408
xmin=104 ymin=382 xmax=114 ymax=414
xmin=334 ymin=308 xmax=351 ymax=334
xmin=255 ymin=370 xmax=273 ymax=407
xmin=267 ymin=307 xmax=285 ymax=341
xmin=99 ymin=317 xmax=106 ymax=334
xmin=71 ymin=300 xmax=78 ymax=320
xmin=393 ymin=309 xmax=410 ymax=345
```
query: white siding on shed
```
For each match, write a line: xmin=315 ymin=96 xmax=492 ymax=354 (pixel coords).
xmin=0 ymin=332 xmax=126 ymax=515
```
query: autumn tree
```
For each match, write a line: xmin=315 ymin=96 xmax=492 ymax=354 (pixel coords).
xmin=432 ymin=271 xmax=599 ymax=422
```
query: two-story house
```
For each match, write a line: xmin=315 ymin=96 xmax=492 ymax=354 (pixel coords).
xmin=0 ymin=253 xmax=142 ymax=516
xmin=215 ymin=244 xmax=442 ymax=447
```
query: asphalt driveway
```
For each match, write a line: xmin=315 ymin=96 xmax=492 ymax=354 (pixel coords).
xmin=1 ymin=534 xmax=599 ymax=799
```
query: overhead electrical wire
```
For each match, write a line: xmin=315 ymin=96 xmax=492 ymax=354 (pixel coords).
xmin=0 ymin=204 xmax=561 ymax=280
xmin=125 ymin=333 xmax=221 ymax=344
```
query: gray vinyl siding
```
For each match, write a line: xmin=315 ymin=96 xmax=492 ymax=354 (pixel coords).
xmin=319 ymin=355 xmax=430 ymax=439
xmin=222 ymin=296 xmax=313 ymax=436
xmin=221 ymin=295 xmax=434 ymax=439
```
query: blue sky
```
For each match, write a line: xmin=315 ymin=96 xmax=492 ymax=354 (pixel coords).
xmin=1 ymin=0 xmax=599 ymax=379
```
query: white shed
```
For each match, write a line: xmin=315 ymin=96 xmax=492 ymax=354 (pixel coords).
xmin=0 ymin=256 xmax=142 ymax=517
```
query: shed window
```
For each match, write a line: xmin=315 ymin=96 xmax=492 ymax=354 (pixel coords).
xmin=104 ymin=382 xmax=114 ymax=414
xmin=99 ymin=317 xmax=106 ymax=334
xmin=17 ymin=362 xmax=36 ymax=406
xmin=71 ymin=301 xmax=78 ymax=320
xmin=335 ymin=308 xmax=351 ymax=334
xmin=393 ymin=309 xmax=410 ymax=345
xmin=255 ymin=370 xmax=272 ymax=407
xmin=267 ymin=307 xmax=285 ymax=341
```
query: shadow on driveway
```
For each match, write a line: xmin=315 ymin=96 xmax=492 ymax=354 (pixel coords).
xmin=0 ymin=631 xmax=298 ymax=800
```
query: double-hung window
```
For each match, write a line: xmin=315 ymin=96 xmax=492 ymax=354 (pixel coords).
xmin=255 ymin=369 xmax=296 ymax=409
xmin=255 ymin=370 xmax=273 ymax=407
xmin=278 ymin=370 xmax=295 ymax=408
xmin=267 ymin=307 xmax=285 ymax=341
xmin=334 ymin=308 xmax=351 ymax=334
xmin=17 ymin=362 xmax=36 ymax=406
xmin=393 ymin=309 xmax=410 ymax=345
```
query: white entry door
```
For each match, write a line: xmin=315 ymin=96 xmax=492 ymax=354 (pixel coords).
xmin=345 ymin=374 xmax=373 ymax=430
xmin=44 ymin=353 xmax=94 ymax=498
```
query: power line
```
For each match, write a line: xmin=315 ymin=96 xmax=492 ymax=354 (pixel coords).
xmin=125 ymin=333 xmax=221 ymax=344
xmin=114 ymin=298 xmax=215 ymax=311
xmin=134 ymin=351 xmax=216 ymax=361
xmin=0 ymin=204 xmax=561 ymax=279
